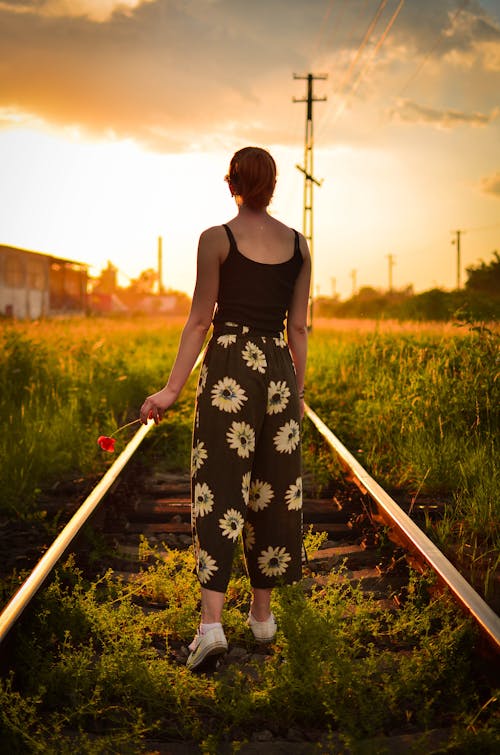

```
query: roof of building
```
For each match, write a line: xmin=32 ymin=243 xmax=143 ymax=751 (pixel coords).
xmin=0 ymin=243 xmax=88 ymax=269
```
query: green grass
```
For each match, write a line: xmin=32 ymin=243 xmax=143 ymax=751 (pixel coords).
xmin=1 ymin=315 xmax=498 ymax=596
xmin=2 ymin=549 xmax=497 ymax=753
xmin=0 ymin=317 xmax=191 ymax=517
xmin=306 ymin=322 xmax=499 ymax=603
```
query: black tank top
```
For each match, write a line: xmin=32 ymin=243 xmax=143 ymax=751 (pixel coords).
xmin=213 ymin=224 xmax=303 ymax=333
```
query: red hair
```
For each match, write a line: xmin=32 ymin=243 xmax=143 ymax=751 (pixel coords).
xmin=226 ymin=147 xmax=277 ymax=210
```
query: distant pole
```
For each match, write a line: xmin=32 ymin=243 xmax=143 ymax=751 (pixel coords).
xmin=330 ymin=276 xmax=336 ymax=297
xmin=351 ymin=269 xmax=357 ymax=296
xmin=386 ymin=254 xmax=396 ymax=291
xmin=293 ymin=72 xmax=327 ymax=330
xmin=158 ymin=236 xmax=164 ymax=294
xmin=451 ymin=230 xmax=464 ymax=289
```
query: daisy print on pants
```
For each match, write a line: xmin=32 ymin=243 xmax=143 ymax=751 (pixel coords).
xmin=244 ymin=521 xmax=255 ymax=551
xmin=267 ymin=380 xmax=291 ymax=415
xmin=242 ymin=471 xmax=251 ymax=506
xmin=197 ymin=549 xmax=219 ymax=584
xmin=249 ymin=479 xmax=274 ymax=511
xmin=226 ymin=421 xmax=255 ymax=458
xmin=219 ymin=508 xmax=244 ymax=541
xmin=285 ymin=477 xmax=303 ymax=510
xmin=217 ymin=333 xmax=237 ymax=348
xmin=258 ymin=546 xmax=291 ymax=577
xmin=197 ymin=364 xmax=208 ymax=397
xmin=191 ymin=440 xmax=208 ymax=476
xmin=242 ymin=341 xmax=267 ymax=373
xmin=274 ymin=419 xmax=300 ymax=454
xmin=211 ymin=377 xmax=247 ymax=413
xmin=193 ymin=482 xmax=214 ymax=517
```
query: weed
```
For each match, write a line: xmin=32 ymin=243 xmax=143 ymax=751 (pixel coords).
xmin=2 ymin=542 xmax=495 ymax=751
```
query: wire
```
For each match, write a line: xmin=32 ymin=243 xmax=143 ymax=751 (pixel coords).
xmin=309 ymin=0 xmax=338 ymax=62
xmin=316 ymin=0 xmax=389 ymax=138
xmin=395 ymin=0 xmax=470 ymax=99
xmin=349 ymin=0 xmax=405 ymax=100
xmin=335 ymin=0 xmax=388 ymax=98
xmin=320 ymin=0 xmax=405 ymax=134
xmin=464 ymin=223 xmax=500 ymax=233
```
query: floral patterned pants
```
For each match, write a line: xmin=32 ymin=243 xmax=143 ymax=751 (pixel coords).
xmin=191 ymin=322 xmax=303 ymax=592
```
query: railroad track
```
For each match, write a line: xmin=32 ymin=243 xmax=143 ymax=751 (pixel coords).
xmin=2 ymin=404 xmax=499 ymax=654
xmin=1 ymin=405 xmax=499 ymax=752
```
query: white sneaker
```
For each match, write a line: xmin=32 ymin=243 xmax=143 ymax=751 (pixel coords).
xmin=247 ymin=611 xmax=277 ymax=643
xmin=186 ymin=626 xmax=228 ymax=671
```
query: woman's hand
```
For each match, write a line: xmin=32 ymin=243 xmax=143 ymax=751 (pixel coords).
xmin=140 ymin=386 xmax=177 ymax=425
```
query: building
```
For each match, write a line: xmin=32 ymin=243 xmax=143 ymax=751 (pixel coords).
xmin=0 ymin=244 xmax=88 ymax=319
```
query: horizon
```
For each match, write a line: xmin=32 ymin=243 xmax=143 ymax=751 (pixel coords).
xmin=0 ymin=0 xmax=499 ymax=300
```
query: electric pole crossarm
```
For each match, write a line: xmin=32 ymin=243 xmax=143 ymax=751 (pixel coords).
xmin=295 ymin=164 xmax=323 ymax=187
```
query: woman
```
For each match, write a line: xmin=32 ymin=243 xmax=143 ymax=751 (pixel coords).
xmin=140 ymin=146 xmax=311 ymax=671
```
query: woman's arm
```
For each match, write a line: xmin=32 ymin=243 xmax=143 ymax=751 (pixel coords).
xmin=287 ymin=234 xmax=311 ymax=418
xmin=140 ymin=226 xmax=225 ymax=424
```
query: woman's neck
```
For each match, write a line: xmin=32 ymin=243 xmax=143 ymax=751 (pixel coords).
xmin=237 ymin=203 xmax=269 ymax=219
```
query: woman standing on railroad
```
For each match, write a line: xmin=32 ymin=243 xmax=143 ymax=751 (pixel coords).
xmin=140 ymin=146 xmax=311 ymax=671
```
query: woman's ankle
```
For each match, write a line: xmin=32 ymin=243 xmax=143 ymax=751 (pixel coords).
xmin=249 ymin=605 xmax=271 ymax=622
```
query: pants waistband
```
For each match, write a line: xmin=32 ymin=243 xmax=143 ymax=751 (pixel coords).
xmin=213 ymin=321 xmax=284 ymax=339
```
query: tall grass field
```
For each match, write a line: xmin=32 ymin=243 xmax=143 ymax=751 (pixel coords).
xmin=0 ymin=315 xmax=498 ymax=603
xmin=0 ymin=315 xmax=498 ymax=752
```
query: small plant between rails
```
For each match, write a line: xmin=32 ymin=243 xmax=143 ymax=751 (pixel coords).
xmin=1 ymin=316 xmax=499 ymax=752
xmin=1 ymin=456 xmax=498 ymax=754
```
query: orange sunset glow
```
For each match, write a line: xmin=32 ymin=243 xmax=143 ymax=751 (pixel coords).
xmin=0 ymin=0 xmax=499 ymax=300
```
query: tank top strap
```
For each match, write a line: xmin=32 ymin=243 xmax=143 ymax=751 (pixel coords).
xmin=222 ymin=224 xmax=236 ymax=248
xmin=223 ymin=224 xmax=301 ymax=262
xmin=292 ymin=229 xmax=302 ymax=262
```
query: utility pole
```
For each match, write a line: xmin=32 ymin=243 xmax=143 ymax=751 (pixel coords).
xmin=157 ymin=236 xmax=164 ymax=294
xmin=386 ymin=253 xmax=396 ymax=291
xmin=351 ymin=269 xmax=357 ymax=297
xmin=293 ymin=72 xmax=327 ymax=330
xmin=451 ymin=230 xmax=465 ymax=289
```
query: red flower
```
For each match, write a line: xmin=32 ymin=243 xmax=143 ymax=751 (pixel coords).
xmin=97 ymin=435 xmax=116 ymax=453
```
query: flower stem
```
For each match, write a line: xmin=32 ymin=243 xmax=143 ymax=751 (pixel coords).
xmin=112 ymin=418 xmax=141 ymax=434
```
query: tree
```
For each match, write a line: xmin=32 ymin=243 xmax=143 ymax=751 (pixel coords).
xmin=128 ymin=268 xmax=158 ymax=294
xmin=465 ymin=251 xmax=500 ymax=299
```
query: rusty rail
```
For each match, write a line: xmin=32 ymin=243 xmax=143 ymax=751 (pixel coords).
xmin=305 ymin=403 xmax=500 ymax=654
xmin=0 ymin=420 xmax=155 ymax=644
xmin=2 ymin=394 xmax=499 ymax=657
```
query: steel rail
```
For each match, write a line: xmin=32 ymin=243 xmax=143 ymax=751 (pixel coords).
xmin=0 ymin=352 xmax=206 ymax=645
xmin=304 ymin=403 xmax=500 ymax=654
xmin=2 ymin=379 xmax=498 ymax=656
xmin=0 ymin=420 xmax=155 ymax=644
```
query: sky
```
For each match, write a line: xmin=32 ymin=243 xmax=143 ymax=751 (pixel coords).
xmin=0 ymin=0 xmax=499 ymax=300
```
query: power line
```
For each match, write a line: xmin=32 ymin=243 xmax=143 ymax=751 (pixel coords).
xmin=345 ymin=1 xmax=405 ymax=101
xmin=463 ymin=223 xmax=500 ymax=233
xmin=395 ymin=0 xmax=470 ymax=100
xmin=309 ymin=0 xmax=338 ymax=61
xmin=316 ymin=0 xmax=390 ymax=139
xmin=322 ymin=0 xmax=405 ymax=135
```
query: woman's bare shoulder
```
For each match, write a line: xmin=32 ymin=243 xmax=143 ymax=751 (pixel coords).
xmin=198 ymin=225 xmax=230 ymax=262
xmin=199 ymin=224 xmax=229 ymax=241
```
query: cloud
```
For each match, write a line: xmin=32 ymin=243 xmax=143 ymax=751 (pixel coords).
xmin=440 ymin=7 xmax=500 ymax=71
xmin=480 ymin=171 xmax=500 ymax=197
xmin=389 ymin=98 xmax=497 ymax=129
xmin=0 ymin=0 xmax=313 ymax=151
xmin=0 ymin=0 xmax=155 ymax=22
xmin=0 ymin=0 xmax=498 ymax=152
